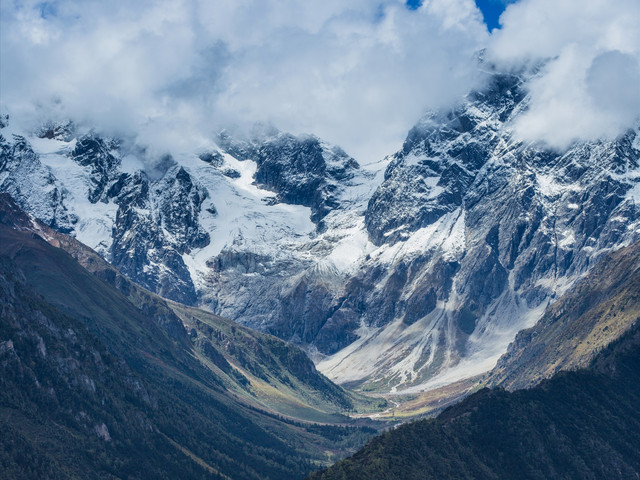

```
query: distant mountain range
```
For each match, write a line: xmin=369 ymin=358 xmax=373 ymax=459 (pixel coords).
xmin=2 ymin=66 xmax=639 ymax=393
xmin=2 ymin=62 xmax=640 ymax=480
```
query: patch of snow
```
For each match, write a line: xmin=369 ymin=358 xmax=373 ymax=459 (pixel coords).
xmin=323 ymin=221 xmax=372 ymax=274
xmin=441 ymin=209 xmax=466 ymax=260
xmin=558 ymin=230 xmax=575 ymax=249
xmin=32 ymin=139 xmax=118 ymax=255
xmin=423 ymin=176 xmax=443 ymax=199
xmin=403 ymin=152 xmax=423 ymax=167
xmin=28 ymin=136 xmax=77 ymax=155
xmin=375 ymin=208 xmax=465 ymax=266
xmin=536 ymin=173 xmax=566 ymax=197
xmin=173 ymin=152 xmax=316 ymax=285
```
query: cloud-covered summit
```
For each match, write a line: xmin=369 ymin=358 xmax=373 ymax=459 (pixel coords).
xmin=489 ymin=0 xmax=640 ymax=149
xmin=1 ymin=0 xmax=638 ymax=160
xmin=0 ymin=0 xmax=487 ymax=160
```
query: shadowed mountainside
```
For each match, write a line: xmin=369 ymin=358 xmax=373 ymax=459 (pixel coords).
xmin=0 ymin=193 xmax=383 ymax=480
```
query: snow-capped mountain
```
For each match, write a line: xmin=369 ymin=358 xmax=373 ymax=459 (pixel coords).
xmin=326 ymin=71 xmax=640 ymax=392
xmin=1 ymin=69 xmax=639 ymax=394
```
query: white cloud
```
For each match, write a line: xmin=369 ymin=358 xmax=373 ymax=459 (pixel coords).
xmin=2 ymin=0 xmax=638 ymax=159
xmin=587 ymin=50 xmax=640 ymax=121
xmin=489 ymin=0 xmax=640 ymax=149
xmin=0 ymin=0 xmax=488 ymax=161
xmin=214 ymin=1 xmax=489 ymax=161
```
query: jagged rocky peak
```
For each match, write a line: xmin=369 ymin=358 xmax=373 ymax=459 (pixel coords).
xmin=70 ymin=133 xmax=122 ymax=203
xmin=217 ymin=124 xmax=360 ymax=225
xmin=36 ymin=119 xmax=76 ymax=141
xmin=153 ymin=165 xmax=210 ymax=251
xmin=365 ymin=72 xmax=525 ymax=246
xmin=319 ymin=67 xmax=640 ymax=390
xmin=106 ymin=162 xmax=210 ymax=304
xmin=0 ymin=122 xmax=212 ymax=305
xmin=0 ymin=130 xmax=76 ymax=233
xmin=369 ymin=68 xmax=640 ymax=312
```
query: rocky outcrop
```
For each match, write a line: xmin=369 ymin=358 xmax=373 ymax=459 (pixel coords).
xmin=487 ymin=240 xmax=640 ymax=390
xmin=0 ymin=128 xmax=210 ymax=305
xmin=70 ymin=134 xmax=121 ymax=203
xmin=312 ymin=70 xmax=640 ymax=390
xmin=0 ymin=133 xmax=76 ymax=232
xmin=365 ymin=73 xmax=522 ymax=245
xmin=218 ymin=127 xmax=360 ymax=226
xmin=107 ymin=166 xmax=209 ymax=304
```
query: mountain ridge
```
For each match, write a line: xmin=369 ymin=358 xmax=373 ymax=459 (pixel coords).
xmin=2 ymin=66 xmax=639 ymax=393
xmin=0 ymin=193 xmax=383 ymax=479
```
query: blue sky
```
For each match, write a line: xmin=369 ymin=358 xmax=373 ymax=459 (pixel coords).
xmin=406 ymin=0 xmax=516 ymax=31
xmin=473 ymin=0 xmax=517 ymax=30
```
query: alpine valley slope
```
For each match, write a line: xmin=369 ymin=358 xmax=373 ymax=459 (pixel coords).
xmin=2 ymin=67 xmax=640 ymax=393
xmin=0 ymin=193 xmax=382 ymax=480
xmin=486 ymin=239 xmax=640 ymax=390
xmin=308 ymin=241 xmax=640 ymax=479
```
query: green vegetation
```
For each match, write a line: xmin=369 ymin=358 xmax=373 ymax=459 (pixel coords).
xmin=170 ymin=302 xmax=382 ymax=422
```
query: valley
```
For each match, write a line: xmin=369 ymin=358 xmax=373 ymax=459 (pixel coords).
xmin=0 ymin=193 xmax=384 ymax=479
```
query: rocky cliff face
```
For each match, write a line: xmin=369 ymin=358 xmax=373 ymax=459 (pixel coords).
xmin=218 ymin=127 xmax=360 ymax=227
xmin=319 ymin=71 xmax=640 ymax=391
xmin=1 ymin=68 xmax=639 ymax=392
xmin=486 ymin=240 xmax=640 ymax=390
xmin=107 ymin=164 xmax=210 ymax=304
xmin=0 ymin=128 xmax=211 ymax=304
xmin=0 ymin=133 xmax=76 ymax=233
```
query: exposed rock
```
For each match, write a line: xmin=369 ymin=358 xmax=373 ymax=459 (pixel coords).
xmin=218 ymin=127 xmax=360 ymax=226
xmin=0 ymin=134 xmax=76 ymax=232
xmin=70 ymin=133 xmax=120 ymax=203
xmin=1 ymin=68 xmax=639 ymax=391
xmin=36 ymin=120 xmax=76 ymax=142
